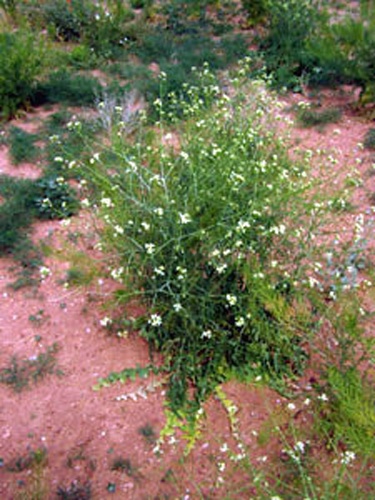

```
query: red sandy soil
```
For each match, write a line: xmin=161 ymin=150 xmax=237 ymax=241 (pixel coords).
xmin=0 ymin=86 xmax=375 ymax=498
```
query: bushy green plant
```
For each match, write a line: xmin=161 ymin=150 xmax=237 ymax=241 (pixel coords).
xmin=43 ymin=0 xmax=134 ymax=57
xmin=306 ymin=2 xmax=375 ymax=94
xmin=259 ymin=0 xmax=319 ymax=90
xmin=32 ymin=176 xmax=79 ymax=220
xmin=43 ymin=0 xmax=92 ymax=41
xmin=82 ymin=3 xmax=134 ymax=58
xmin=0 ymin=30 xmax=44 ymax=119
xmin=87 ymin=67 xmax=312 ymax=413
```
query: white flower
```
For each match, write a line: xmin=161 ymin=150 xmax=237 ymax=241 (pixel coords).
xmin=220 ymin=443 xmax=229 ymax=453
xmin=154 ymin=266 xmax=165 ymax=276
xmin=216 ymin=263 xmax=228 ymax=274
xmin=154 ymin=207 xmax=164 ymax=216
xmin=145 ymin=243 xmax=156 ymax=255
xmin=110 ymin=267 xmax=124 ymax=281
xmin=60 ymin=219 xmax=70 ymax=227
xmin=178 ymin=212 xmax=192 ymax=224
xmin=149 ymin=314 xmax=162 ymax=327
xmin=39 ymin=266 xmax=51 ymax=279
xmin=236 ymin=220 xmax=250 ymax=233
xmin=235 ymin=316 xmax=245 ymax=327
xmin=101 ymin=197 xmax=114 ymax=208
xmin=173 ymin=303 xmax=183 ymax=312
xmin=100 ymin=317 xmax=112 ymax=327
xmin=318 ymin=393 xmax=329 ymax=402
xmin=81 ymin=198 xmax=90 ymax=208
xmin=217 ymin=461 xmax=226 ymax=472
xmin=176 ymin=266 xmax=187 ymax=279
xmin=287 ymin=403 xmax=296 ymax=411
xmin=294 ymin=441 xmax=306 ymax=454
xmin=201 ymin=330 xmax=212 ymax=339
xmin=141 ymin=222 xmax=150 ymax=231
xmin=271 ymin=224 xmax=286 ymax=235
xmin=152 ymin=444 xmax=162 ymax=455
xmin=54 ymin=156 xmax=64 ymax=162
xmin=226 ymin=294 xmax=237 ymax=306
xmin=114 ymin=225 xmax=124 ymax=235
xmin=340 ymin=450 xmax=356 ymax=465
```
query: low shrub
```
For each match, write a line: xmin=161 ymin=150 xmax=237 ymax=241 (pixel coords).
xmin=0 ymin=30 xmax=44 ymax=119
xmin=32 ymin=70 xmax=101 ymax=107
xmin=259 ymin=0 xmax=320 ymax=90
xmin=43 ymin=0 xmax=92 ymax=41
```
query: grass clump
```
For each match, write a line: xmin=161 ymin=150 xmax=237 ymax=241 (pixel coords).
xmin=56 ymin=481 xmax=91 ymax=500
xmin=32 ymin=70 xmax=101 ymax=108
xmin=7 ymin=447 xmax=47 ymax=473
xmin=363 ymin=128 xmax=375 ymax=150
xmin=296 ymin=105 xmax=342 ymax=129
xmin=8 ymin=126 xmax=41 ymax=165
xmin=110 ymin=456 xmax=138 ymax=476
xmin=88 ymin=66 xmax=313 ymax=414
xmin=0 ymin=343 xmax=60 ymax=392
xmin=319 ymin=366 xmax=375 ymax=458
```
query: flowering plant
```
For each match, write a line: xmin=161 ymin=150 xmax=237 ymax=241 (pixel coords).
xmin=89 ymin=65 xmax=312 ymax=412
